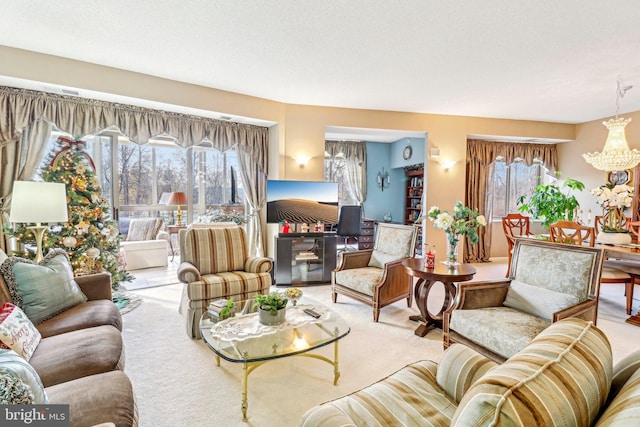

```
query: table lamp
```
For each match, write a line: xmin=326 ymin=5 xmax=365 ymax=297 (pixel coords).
xmin=10 ymin=181 xmax=69 ymax=263
xmin=168 ymin=191 xmax=188 ymax=225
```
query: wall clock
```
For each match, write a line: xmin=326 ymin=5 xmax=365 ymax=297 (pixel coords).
xmin=403 ymin=145 xmax=412 ymax=160
xmin=607 ymin=169 xmax=632 ymax=186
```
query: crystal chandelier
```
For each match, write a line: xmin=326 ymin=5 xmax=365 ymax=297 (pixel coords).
xmin=583 ymin=79 xmax=640 ymax=171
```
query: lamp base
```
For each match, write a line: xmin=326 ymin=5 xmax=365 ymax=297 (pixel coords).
xmin=28 ymin=225 xmax=47 ymax=263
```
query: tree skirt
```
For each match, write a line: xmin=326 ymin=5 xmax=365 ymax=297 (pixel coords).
xmin=112 ymin=292 xmax=142 ymax=315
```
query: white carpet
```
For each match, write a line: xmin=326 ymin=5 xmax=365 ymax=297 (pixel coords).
xmin=122 ymin=279 xmax=640 ymax=427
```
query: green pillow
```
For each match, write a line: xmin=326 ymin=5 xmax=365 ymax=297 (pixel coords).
xmin=0 ymin=249 xmax=87 ymax=324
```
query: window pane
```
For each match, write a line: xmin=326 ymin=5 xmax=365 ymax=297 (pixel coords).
xmin=192 ymin=148 xmax=244 ymax=220
xmin=324 ymin=157 xmax=356 ymax=206
xmin=86 ymin=135 xmax=114 ymax=212
xmin=118 ymin=142 xmax=152 ymax=206
xmin=491 ymin=161 xmax=507 ymax=218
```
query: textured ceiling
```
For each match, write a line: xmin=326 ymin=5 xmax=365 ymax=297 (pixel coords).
xmin=2 ymin=1 xmax=640 ymax=126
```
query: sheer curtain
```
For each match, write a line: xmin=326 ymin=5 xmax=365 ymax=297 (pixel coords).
xmin=325 ymin=140 xmax=367 ymax=210
xmin=0 ymin=119 xmax=53 ymax=252
xmin=465 ymin=139 xmax=558 ymax=263
xmin=0 ymin=86 xmax=269 ymax=255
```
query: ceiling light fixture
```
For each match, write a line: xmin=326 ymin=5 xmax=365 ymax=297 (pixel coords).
xmin=583 ymin=78 xmax=640 ymax=171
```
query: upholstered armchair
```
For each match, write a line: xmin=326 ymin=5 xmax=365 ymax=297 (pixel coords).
xmin=119 ymin=217 xmax=170 ymax=270
xmin=443 ymin=238 xmax=604 ymax=362
xmin=332 ymin=223 xmax=418 ymax=322
xmin=178 ymin=226 xmax=272 ymax=338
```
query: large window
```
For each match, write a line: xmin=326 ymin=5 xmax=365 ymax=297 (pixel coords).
xmin=491 ymin=158 xmax=552 ymax=220
xmin=38 ymin=130 xmax=244 ymax=225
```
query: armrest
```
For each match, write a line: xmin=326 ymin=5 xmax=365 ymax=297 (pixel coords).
xmin=449 ymin=280 xmax=511 ymax=311
xmin=177 ymin=262 xmax=201 ymax=283
xmin=553 ymin=298 xmax=597 ymax=323
xmin=334 ymin=250 xmax=373 ymax=271
xmin=376 ymin=259 xmax=411 ymax=298
xmin=436 ymin=344 xmax=497 ymax=403
xmin=245 ymin=256 xmax=273 ymax=273
xmin=156 ymin=230 xmax=170 ymax=242
xmin=75 ymin=272 xmax=112 ymax=300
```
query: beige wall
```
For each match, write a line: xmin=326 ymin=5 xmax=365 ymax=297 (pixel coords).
xmin=8 ymin=44 xmax=635 ymax=256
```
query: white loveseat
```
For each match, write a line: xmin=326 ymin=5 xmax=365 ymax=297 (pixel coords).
xmin=119 ymin=218 xmax=170 ymax=270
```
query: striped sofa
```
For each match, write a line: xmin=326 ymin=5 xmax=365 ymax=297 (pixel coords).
xmin=301 ymin=318 xmax=640 ymax=426
xmin=177 ymin=226 xmax=272 ymax=338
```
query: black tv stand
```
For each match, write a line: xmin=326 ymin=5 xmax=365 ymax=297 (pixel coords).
xmin=274 ymin=234 xmax=337 ymax=286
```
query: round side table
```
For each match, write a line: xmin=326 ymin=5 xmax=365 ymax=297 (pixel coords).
xmin=402 ymin=258 xmax=476 ymax=337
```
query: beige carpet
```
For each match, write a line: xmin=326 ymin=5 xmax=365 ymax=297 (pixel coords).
xmin=122 ymin=269 xmax=640 ymax=427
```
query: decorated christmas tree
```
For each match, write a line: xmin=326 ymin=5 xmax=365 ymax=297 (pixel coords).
xmin=4 ymin=137 xmax=133 ymax=290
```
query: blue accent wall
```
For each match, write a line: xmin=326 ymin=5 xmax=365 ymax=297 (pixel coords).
xmin=364 ymin=142 xmax=405 ymax=222
xmin=391 ymin=137 xmax=426 ymax=168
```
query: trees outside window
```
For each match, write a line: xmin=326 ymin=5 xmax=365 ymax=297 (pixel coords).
xmin=491 ymin=159 xmax=551 ymax=220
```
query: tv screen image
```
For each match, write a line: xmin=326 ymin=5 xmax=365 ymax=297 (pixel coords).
xmin=266 ymin=180 xmax=339 ymax=224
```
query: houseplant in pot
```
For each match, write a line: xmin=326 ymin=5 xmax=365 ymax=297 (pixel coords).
xmin=516 ymin=176 xmax=585 ymax=228
xmin=254 ymin=292 xmax=288 ymax=325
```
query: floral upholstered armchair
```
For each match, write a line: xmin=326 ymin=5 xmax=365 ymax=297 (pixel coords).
xmin=443 ymin=238 xmax=604 ymax=362
xmin=332 ymin=223 xmax=418 ymax=322
xmin=177 ymin=226 xmax=272 ymax=338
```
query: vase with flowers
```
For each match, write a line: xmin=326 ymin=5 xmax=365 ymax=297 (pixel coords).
xmin=420 ymin=201 xmax=486 ymax=266
xmin=591 ymin=183 xmax=634 ymax=244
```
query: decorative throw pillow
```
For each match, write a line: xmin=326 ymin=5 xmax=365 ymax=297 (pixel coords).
xmin=0 ymin=372 xmax=35 ymax=404
xmin=0 ymin=302 xmax=41 ymax=361
xmin=0 ymin=349 xmax=48 ymax=403
xmin=126 ymin=218 xmax=162 ymax=241
xmin=0 ymin=249 xmax=87 ymax=324
xmin=503 ymin=279 xmax=580 ymax=321
xmin=368 ymin=249 xmax=405 ymax=269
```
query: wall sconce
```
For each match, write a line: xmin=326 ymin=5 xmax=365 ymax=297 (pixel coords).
xmin=440 ymin=160 xmax=456 ymax=171
xmin=377 ymin=167 xmax=390 ymax=191
xmin=296 ymin=157 xmax=310 ymax=167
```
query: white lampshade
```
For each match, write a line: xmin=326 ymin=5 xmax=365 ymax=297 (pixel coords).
xmin=10 ymin=181 xmax=69 ymax=224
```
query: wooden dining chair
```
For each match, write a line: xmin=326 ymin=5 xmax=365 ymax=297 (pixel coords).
xmin=502 ymin=213 xmax=533 ymax=277
xmin=549 ymin=221 xmax=635 ymax=314
xmin=598 ymin=219 xmax=640 ymax=315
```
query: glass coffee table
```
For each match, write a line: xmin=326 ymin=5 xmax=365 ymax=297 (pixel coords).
xmin=199 ymin=296 xmax=350 ymax=420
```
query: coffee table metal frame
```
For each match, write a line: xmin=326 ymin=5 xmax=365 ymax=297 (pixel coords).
xmin=199 ymin=298 xmax=350 ymax=420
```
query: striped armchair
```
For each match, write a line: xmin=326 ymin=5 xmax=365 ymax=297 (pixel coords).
xmin=302 ymin=318 xmax=640 ymax=426
xmin=177 ymin=227 xmax=272 ymax=338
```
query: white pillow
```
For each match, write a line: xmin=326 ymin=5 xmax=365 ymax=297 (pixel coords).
xmin=503 ymin=279 xmax=579 ymax=321
xmin=0 ymin=302 xmax=41 ymax=361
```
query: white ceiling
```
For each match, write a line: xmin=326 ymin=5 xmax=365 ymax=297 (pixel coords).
xmin=2 ymin=1 xmax=640 ymax=134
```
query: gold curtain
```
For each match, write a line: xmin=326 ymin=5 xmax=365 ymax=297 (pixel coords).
xmin=465 ymin=139 xmax=558 ymax=263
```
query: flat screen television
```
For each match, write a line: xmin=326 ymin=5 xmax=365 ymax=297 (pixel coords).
xmin=266 ymin=180 xmax=339 ymax=224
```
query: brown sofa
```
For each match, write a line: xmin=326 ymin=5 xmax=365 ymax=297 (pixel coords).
xmin=0 ymin=262 xmax=138 ymax=427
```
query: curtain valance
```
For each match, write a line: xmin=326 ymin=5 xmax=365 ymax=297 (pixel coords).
xmin=466 ymin=139 xmax=558 ymax=174
xmin=0 ymin=86 xmax=269 ymax=173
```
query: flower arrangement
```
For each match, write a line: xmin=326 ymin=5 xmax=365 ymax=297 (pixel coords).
xmin=254 ymin=292 xmax=288 ymax=316
xmin=284 ymin=288 xmax=303 ymax=305
xmin=591 ymin=184 xmax=634 ymax=232
xmin=420 ymin=201 xmax=486 ymax=265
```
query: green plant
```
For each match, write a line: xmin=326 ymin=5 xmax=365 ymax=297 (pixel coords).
xmin=254 ymin=292 xmax=288 ymax=316
xmin=219 ymin=300 xmax=235 ymax=320
xmin=517 ymin=177 xmax=585 ymax=228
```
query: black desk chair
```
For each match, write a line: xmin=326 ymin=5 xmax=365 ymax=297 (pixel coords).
xmin=336 ymin=205 xmax=362 ymax=253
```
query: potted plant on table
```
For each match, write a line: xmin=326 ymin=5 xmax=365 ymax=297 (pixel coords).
xmin=254 ymin=292 xmax=288 ymax=325
xmin=591 ymin=183 xmax=634 ymax=244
